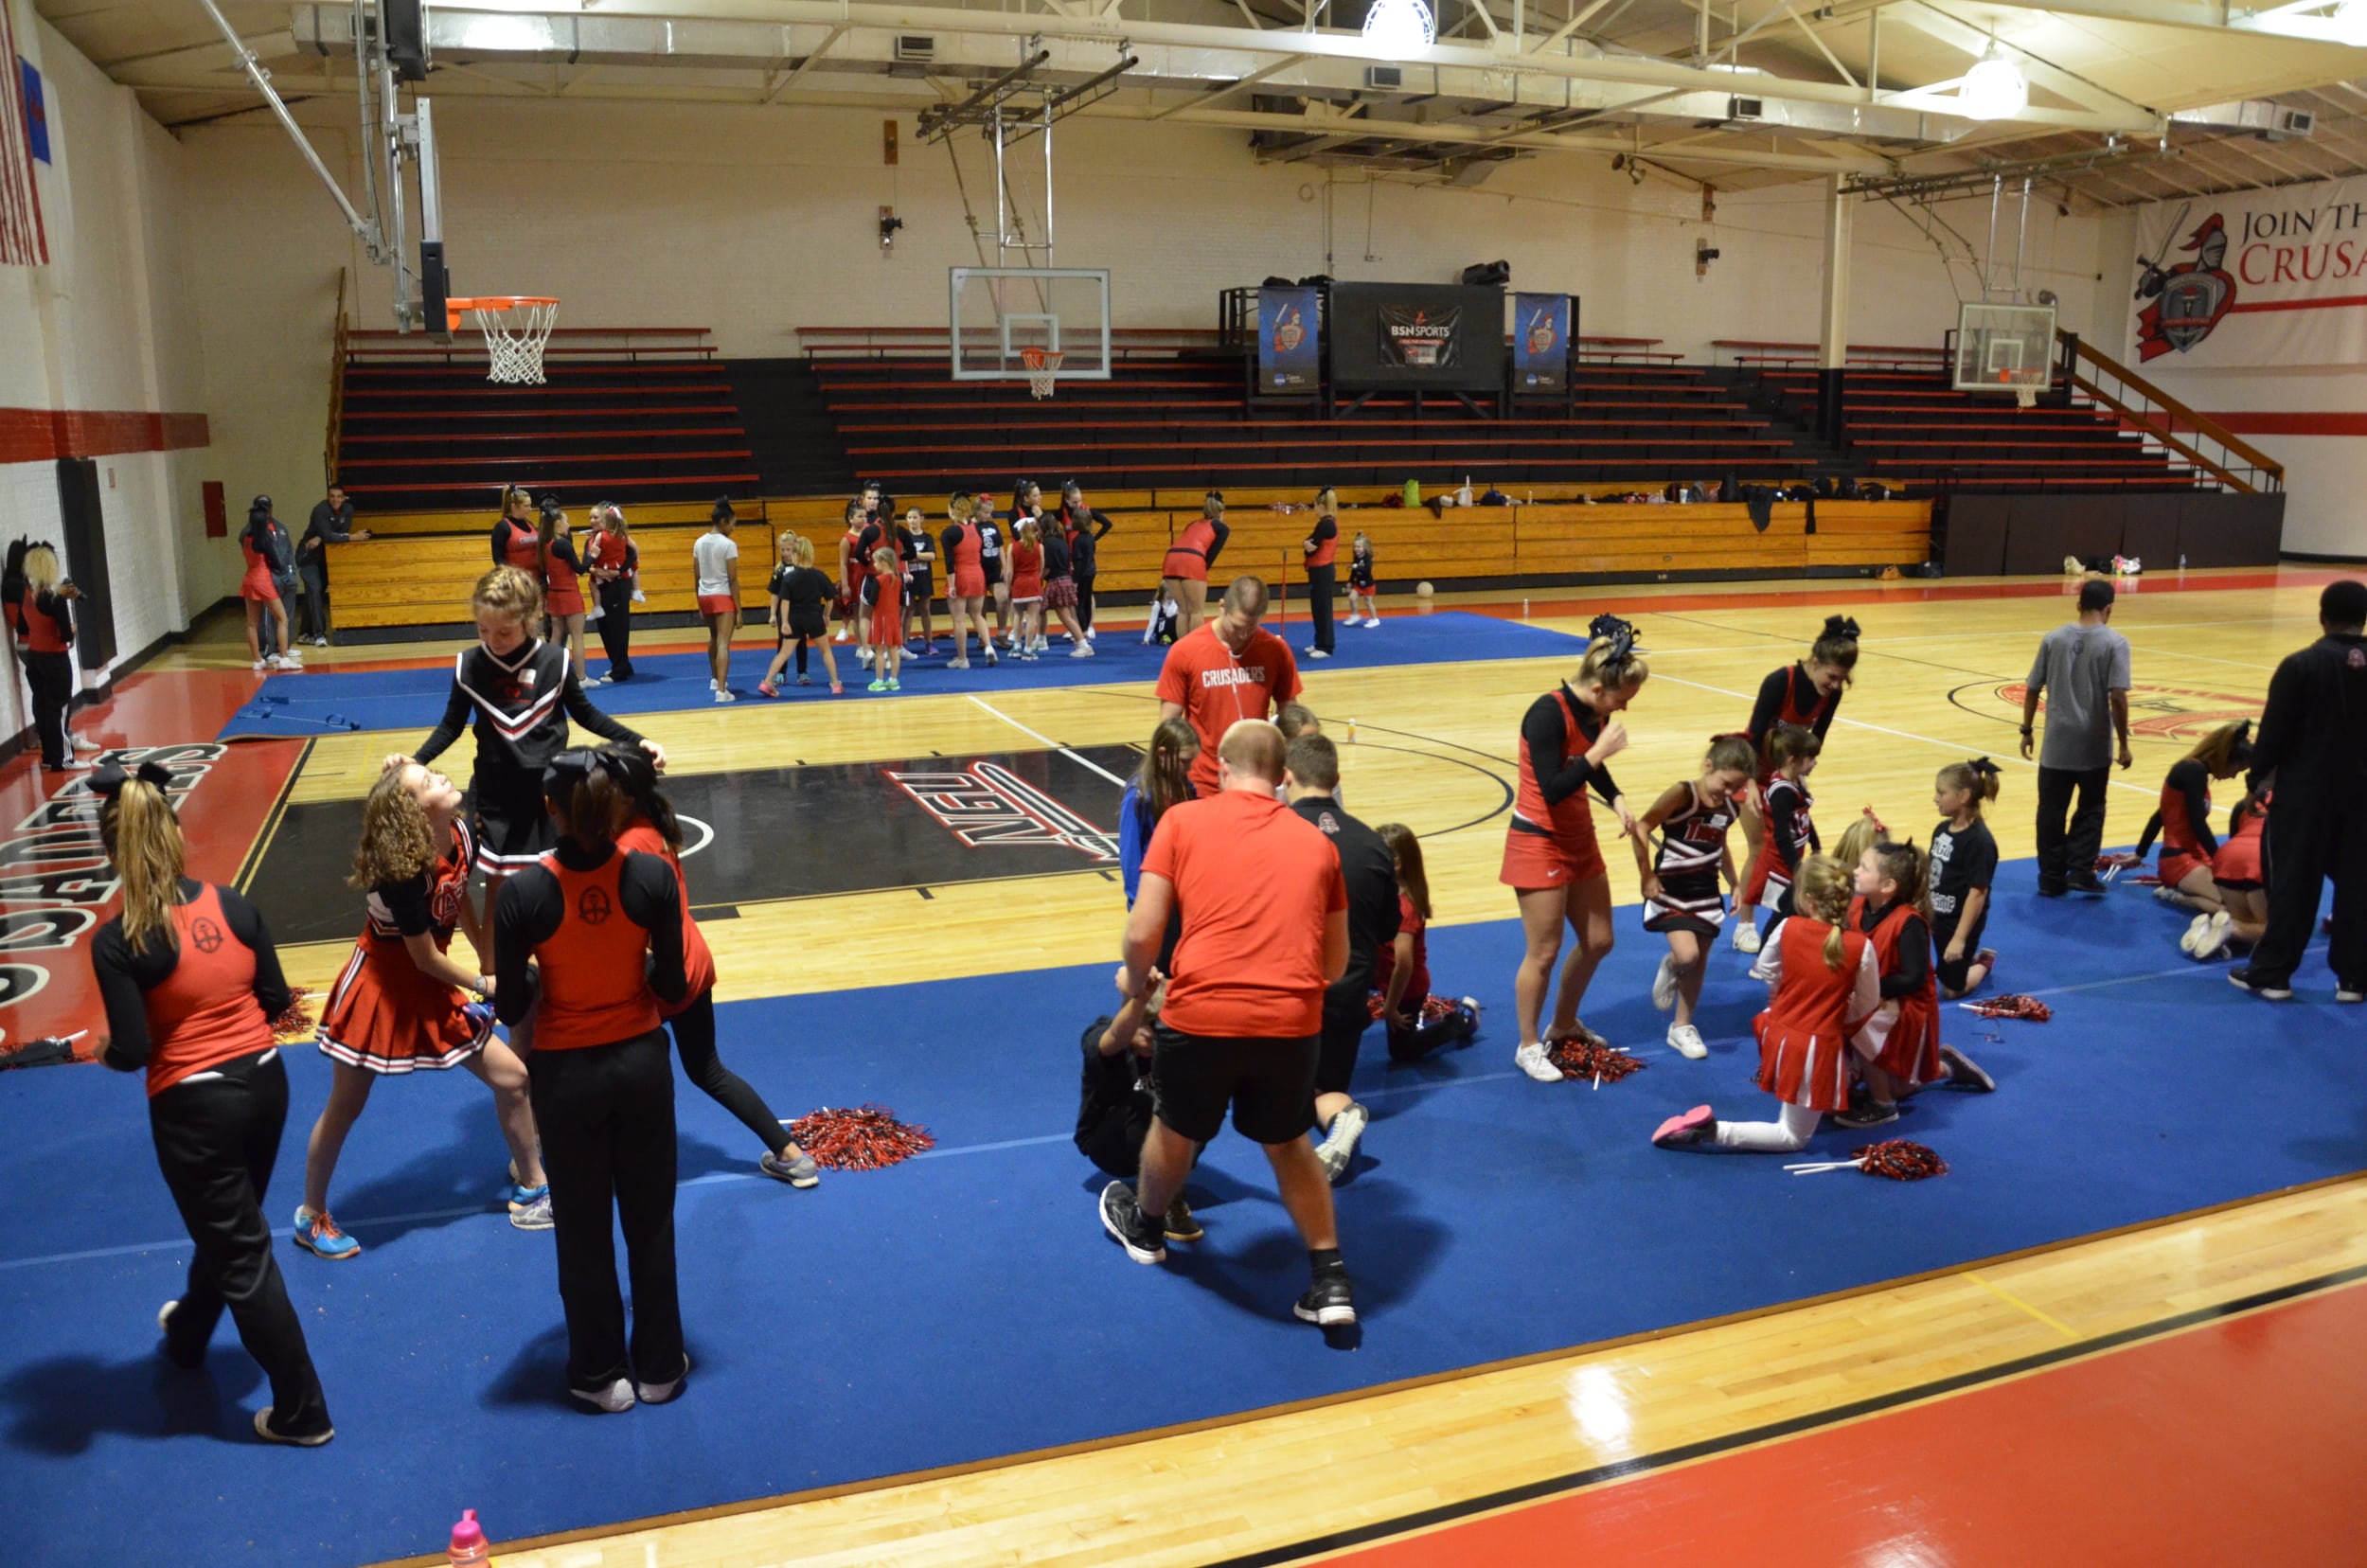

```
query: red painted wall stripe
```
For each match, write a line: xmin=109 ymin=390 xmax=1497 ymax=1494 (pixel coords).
xmin=0 ymin=407 xmax=212 ymax=465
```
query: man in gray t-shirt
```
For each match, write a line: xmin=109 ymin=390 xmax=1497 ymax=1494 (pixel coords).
xmin=2020 ymin=579 xmax=2133 ymax=895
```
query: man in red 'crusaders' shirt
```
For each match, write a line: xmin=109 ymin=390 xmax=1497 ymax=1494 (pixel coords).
xmin=1155 ymin=577 xmax=1303 ymax=797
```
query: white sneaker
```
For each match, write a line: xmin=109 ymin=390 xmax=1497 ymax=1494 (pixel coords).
xmin=714 ymin=689 xmax=736 ymax=704
xmin=1514 ymin=1042 xmax=1563 ymax=1083
xmin=2179 ymin=913 xmax=2212 ymax=954
xmin=1666 ymin=1024 xmax=1708 ymax=1060
xmin=1314 ymin=1101 xmax=1369 ymax=1182
xmin=2338 ymin=988 xmax=2363 ymax=1005
xmin=833 ymin=630 xmax=849 ymax=643
xmin=1069 ymin=644 xmax=1095 ymax=658
xmin=1363 ymin=617 xmax=1381 ymax=629
xmin=72 ymin=736 xmax=102 ymax=752
xmin=1083 ymin=626 xmax=1096 ymax=641
xmin=262 ymin=655 xmax=284 ymax=670
xmin=1730 ymin=920 xmax=1762 ymax=954
xmin=570 ymin=1378 xmax=635 ymax=1414
xmin=636 ymin=1354 xmax=689 ymax=1406
xmin=2190 ymin=911 xmax=2232 ymax=960
xmin=1650 ymin=952 xmax=1679 ymax=1012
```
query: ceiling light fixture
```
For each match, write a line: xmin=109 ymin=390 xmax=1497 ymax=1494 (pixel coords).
xmin=1959 ymin=46 xmax=2029 ymax=120
xmin=1362 ymin=0 xmax=1437 ymax=61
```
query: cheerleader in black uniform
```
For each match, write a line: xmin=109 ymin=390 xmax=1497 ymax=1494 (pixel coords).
xmin=88 ymin=762 xmax=333 ymax=1445
xmin=1741 ymin=724 xmax=1822 ymax=937
xmin=1733 ymin=616 xmax=1857 ymax=950
xmin=1630 ymin=735 xmax=1754 ymax=1060
xmin=392 ymin=566 xmax=664 ymax=965
xmin=294 ymin=760 xmax=552 ymax=1262
xmin=493 ymin=750 xmax=690 ymax=1411
xmin=1346 ymin=533 xmax=1379 ymax=629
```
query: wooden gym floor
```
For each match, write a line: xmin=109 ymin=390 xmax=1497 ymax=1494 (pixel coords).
xmin=107 ymin=565 xmax=2367 ymax=1565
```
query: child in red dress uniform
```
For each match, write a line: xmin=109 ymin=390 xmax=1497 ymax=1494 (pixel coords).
xmin=1650 ymin=854 xmax=1877 ymax=1154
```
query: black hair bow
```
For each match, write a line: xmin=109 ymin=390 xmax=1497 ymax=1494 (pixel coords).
xmin=1969 ymin=756 xmax=2002 ymax=777
xmin=542 ymin=745 xmax=652 ymax=802
xmin=1822 ymin=615 xmax=1861 ymax=640
xmin=89 ymin=759 xmax=174 ymax=801
xmin=1587 ymin=613 xmax=1642 ymax=668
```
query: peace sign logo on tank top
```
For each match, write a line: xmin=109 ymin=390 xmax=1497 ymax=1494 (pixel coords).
xmin=577 ymin=886 xmax=613 ymax=926
xmin=190 ymin=917 xmax=225 ymax=954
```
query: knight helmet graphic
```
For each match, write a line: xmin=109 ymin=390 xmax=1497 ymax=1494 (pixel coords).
xmin=1271 ymin=304 xmax=1305 ymax=356
xmin=2135 ymin=211 xmax=2236 ymax=362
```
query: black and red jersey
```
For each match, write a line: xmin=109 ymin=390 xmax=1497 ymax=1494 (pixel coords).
xmin=412 ymin=638 xmax=644 ymax=779
xmin=1512 ymin=686 xmax=1622 ymax=842
xmin=92 ymin=880 xmax=286 ymax=1096
xmin=491 ymin=841 xmax=687 ymax=1049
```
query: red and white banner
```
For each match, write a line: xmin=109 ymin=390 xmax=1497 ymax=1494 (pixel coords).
xmin=2128 ymin=176 xmax=2367 ymax=367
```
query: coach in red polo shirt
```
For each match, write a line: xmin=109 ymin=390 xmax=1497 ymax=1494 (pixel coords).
xmin=1156 ymin=577 xmax=1303 ymax=798
xmin=1097 ymin=719 xmax=1357 ymax=1329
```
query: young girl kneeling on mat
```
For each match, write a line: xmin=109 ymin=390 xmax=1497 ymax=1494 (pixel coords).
xmin=297 ymin=762 xmax=553 ymax=1259
xmin=1930 ymin=758 xmax=2002 ymax=998
xmin=1650 ymin=854 xmax=1877 ymax=1154
xmin=1833 ymin=840 xmax=1992 ymax=1131
xmin=2186 ymin=788 xmax=2271 ymax=962
xmin=1373 ymin=823 xmax=1478 ymax=1061
xmin=1633 ymin=734 xmax=1753 ymax=1060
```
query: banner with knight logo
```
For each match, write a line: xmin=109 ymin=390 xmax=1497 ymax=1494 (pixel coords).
xmin=1257 ymin=285 xmax=1321 ymax=393
xmin=1511 ymin=293 xmax=1573 ymax=391
xmin=2129 ymin=176 xmax=2367 ymax=368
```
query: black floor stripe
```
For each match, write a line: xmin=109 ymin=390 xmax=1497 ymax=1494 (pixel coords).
xmin=1204 ymin=1261 xmax=2367 ymax=1568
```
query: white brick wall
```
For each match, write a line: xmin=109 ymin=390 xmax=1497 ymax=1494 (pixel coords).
xmin=177 ymin=96 xmax=2112 ymax=532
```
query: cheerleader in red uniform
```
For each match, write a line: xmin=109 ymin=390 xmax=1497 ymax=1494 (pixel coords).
xmin=1007 ymin=521 xmax=1045 ymax=660
xmin=1504 ymin=617 xmax=1646 ymax=1082
xmin=835 ymin=499 xmax=869 ymax=654
xmin=1373 ymin=823 xmax=1479 ymax=1061
xmin=2127 ymin=722 xmax=2253 ymax=930
xmin=1733 ymin=616 xmax=1857 ymax=950
xmin=863 ymin=545 xmax=905 ymax=690
xmin=941 ymin=492 xmax=996 ymax=669
xmin=1651 ymin=854 xmax=1878 ymax=1154
xmin=2187 ymin=788 xmax=2271 ymax=961
xmin=538 ymin=497 xmax=591 ymax=685
xmin=1159 ymin=492 xmax=1231 ymax=639
xmin=1630 ymin=734 xmax=1754 ymax=1060
xmin=239 ymin=496 xmax=294 ymax=672
xmin=1738 ymin=724 xmax=1822 ymax=940
xmin=295 ymin=761 xmax=553 ymax=1260
xmin=609 ymin=749 xmax=817 ymax=1186
xmin=1834 ymin=840 xmax=1993 ymax=1129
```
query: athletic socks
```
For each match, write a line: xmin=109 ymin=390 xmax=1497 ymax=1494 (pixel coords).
xmin=1308 ymin=1246 xmax=1345 ymax=1281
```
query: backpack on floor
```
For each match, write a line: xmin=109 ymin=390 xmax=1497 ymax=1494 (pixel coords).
xmin=1144 ymin=595 xmax=1180 ymax=646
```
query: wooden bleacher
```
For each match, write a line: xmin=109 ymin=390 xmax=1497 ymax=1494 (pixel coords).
xmin=325 ymin=492 xmax=1932 ymax=637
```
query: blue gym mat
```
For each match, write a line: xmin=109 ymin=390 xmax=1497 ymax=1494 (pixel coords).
xmin=0 ymin=863 xmax=2355 ymax=1568
xmin=216 ymin=612 xmax=1587 ymax=739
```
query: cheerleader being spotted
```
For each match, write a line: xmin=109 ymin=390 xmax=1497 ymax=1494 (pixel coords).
xmin=400 ymin=565 xmax=663 ymax=896
xmin=1650 ymin=854 xmax=1878 ymax=1154
xmin=295 ymin=763 xmax=554 ymax=1260
xmin=1631 ymin=734 xmax=1753 ymax=1060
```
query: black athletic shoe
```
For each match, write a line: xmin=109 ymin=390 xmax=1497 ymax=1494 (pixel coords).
xmin=2227 ymin=967 xmax=2294 ymax=1002
xmin=1099 ymin=1182 xmax=1166 ymax=1264
xmin=1294 ymin=1274 xmax=1358 ymax=1328
xmin=1163 ymin=1196 xmax=1203 ymax=1244
xmin=2064 ymin=878 xmax=2108 ymax=898
xmin=1833 ymin=1099 xmax=1900 ymax=1130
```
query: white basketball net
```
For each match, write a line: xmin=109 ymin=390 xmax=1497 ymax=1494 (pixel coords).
xmin=1023 ymin=348 xmax=1064 ymax=400
xmin=471 ymin=299 xmax=560 ymax=385
xmin=2014 ymin=385 xmax=2038 ymax=409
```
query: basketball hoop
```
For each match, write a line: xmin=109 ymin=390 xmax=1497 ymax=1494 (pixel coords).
xmin=1021 ymin=346 xmax=1064 ymax=400
xmin=2015 ymin=385 xmax=2038 ymax=410
xmin=447 ymin=296 xmax=560 ymax=385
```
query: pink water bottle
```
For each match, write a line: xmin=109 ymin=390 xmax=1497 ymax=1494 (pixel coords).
xmin=447 ymin=1509 xmax=491 ymax=1566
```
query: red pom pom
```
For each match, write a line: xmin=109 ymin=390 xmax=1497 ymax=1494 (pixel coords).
xmin=786 ymin=1105 xmax=936 ymax=1171
xmin=1545 ymin=1037 xmax=1646 ymax=1082
xmin=1962 ymin=993 xmax=2051 ymax=1022
xmin=270 ymin=987 xmax=315 ymax=1040
xmin=1853 ymin=1139 xmax=1949 ymax=1180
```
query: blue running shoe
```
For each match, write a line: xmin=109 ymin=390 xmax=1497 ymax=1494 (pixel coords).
xmin=508 ymin=1185 xmax=554 ymax=1230
xmin=293 ymin=1207 xmax=361 ymax=1260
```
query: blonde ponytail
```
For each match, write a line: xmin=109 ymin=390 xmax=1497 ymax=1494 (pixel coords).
xmin=102 ymin=781 xmax=187 ymax=955
xmin=1792 ymin=854 xmax=1851 ymax=971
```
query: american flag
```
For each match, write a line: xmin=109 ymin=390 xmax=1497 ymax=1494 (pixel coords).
xmin=0 ymin=0 xmax=49 ymax=267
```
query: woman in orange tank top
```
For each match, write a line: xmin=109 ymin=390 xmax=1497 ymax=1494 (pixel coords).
xmin=88 ymin=762 xmax=335 ymax=1446
xmin=491 ymin=750 xmax=692 ymax=1412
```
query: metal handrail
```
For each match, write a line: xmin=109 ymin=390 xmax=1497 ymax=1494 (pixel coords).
xmin=324 ymin=267 xmax=348 ymax=488
xmin=2054 ymin=329 xmax=2284 ymax=495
